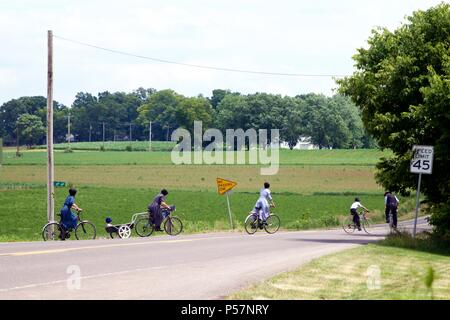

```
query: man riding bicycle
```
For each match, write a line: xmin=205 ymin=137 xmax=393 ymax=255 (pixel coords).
xmin=384 ymin=191 xmax=399 ymax=229
xmin=148 ymin=189 xmax=171 ymax=232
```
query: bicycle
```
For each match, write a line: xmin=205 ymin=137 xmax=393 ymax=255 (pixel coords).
xmin=42 ymin=209 xmax=96 ymax=241
xmin=342 ymin=209 xmax=373 ymax=234
xmin=135 ymin=206 xmax=183 ymax=237
xmin=244 ymin=212 xmax=281 ymax=235
xmin=387 ymin=206 xmax=399 ymax=233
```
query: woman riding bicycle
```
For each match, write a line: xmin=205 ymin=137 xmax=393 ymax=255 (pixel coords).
xmin=253 ymin=182 xmax=275 ymax=225
xmin=148 ymin=189 xmax=171 ymax=232
xmin=60 ymin=188 xmax=82 ymax=236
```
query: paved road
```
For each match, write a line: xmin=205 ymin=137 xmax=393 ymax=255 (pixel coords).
xmin=0 ymin=217 xmax=430 ymax=299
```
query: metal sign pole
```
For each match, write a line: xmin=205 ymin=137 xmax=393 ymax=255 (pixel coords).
xmin=413 ymin=173 xmax=422 ymax=238
xmin=226 ymin=191 xmax=233 ymax=229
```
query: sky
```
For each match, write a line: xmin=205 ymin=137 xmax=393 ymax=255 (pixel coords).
xmin=0 ymin=0 xmax=445 ymax=106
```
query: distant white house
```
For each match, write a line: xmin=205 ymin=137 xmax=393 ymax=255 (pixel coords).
xmin=280 ymin=136 xmax=319 ymax=150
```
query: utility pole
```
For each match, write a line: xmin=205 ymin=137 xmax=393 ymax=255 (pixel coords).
xmin=166 ymin=125 xmax=170 ymax=141
xmin=89 ymin=123 xmax=92 ymax=142
xmin=102 ymin=122 xmax=105 ymax=148
xmin=16 ymin=118 xmax=20 ymax=157
xmin=67 ymin=111 xmax=71 ymax=150
xmin=47 ymin=30 xmax=54 ymax=223
xmin=148 ymin=121 xmax=152 ymax=152
xmin=129 ymin=123 xmax=132 ymax=147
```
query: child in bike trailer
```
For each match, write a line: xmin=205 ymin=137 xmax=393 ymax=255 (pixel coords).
xmin=253 ymin=182 xmax=275 ymax=225
xmin=148 ymin=189 xmax=171 ymax=232
xmin=350 ymin=197 xmax=369 ymax=231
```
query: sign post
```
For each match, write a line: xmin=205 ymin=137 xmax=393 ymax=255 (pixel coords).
xmin=216 ymin=178 xmax=238 ymax=229
xmin=410 ymin=145 xmax=433 ymax=237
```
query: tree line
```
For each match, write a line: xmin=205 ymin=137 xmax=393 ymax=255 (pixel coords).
xmin=0 ymin=88 xmax=376 ymax=149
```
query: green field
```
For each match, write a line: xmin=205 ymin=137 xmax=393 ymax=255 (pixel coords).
xmin=0 ymin=185 xmax=396 ymax=241
xmin=0 ymin=146 xmax=401 ymax=242
xmin=1 ymin=148 xmax=390 ymax=166
xmin=35 ymin=141 xmax=177 ymax=152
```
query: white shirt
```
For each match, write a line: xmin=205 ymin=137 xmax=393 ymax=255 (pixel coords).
xmin=351 ymin=201 xmax=363 ymax=210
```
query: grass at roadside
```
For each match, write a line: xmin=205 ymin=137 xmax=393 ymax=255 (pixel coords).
xmin=228 ymin=241 xmax=450 ymax=300
xmin=0 ymin=185 xmax=393 ymax=242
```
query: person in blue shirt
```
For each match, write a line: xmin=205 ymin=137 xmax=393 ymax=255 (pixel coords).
xmin=60 ymin=188 xmax=82 ymax=232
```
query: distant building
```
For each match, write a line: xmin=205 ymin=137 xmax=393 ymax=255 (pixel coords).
xmin=280 ymin=136 xmax=319 ymax=150
xmin=65 ymin=134 xmax=75 ymax=142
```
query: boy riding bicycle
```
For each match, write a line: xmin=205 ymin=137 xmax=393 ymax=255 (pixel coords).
xmin=350 ymin=197 xmax=369 ymax=231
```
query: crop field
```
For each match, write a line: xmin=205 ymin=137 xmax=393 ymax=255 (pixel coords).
xmin=35 ymin=141 xmax=177 ymax=152
xmin=2 ymin=148 xmax=389 ymax=166
xmin=0 ymin=145 xmax=406 ymax=242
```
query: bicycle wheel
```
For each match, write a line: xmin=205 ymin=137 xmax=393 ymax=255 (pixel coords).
xmin=342 ymin=216 xmax=356 ymax=234
xmin=135 ymin=217 xmax=155 ymax=237
xmin=362 ymin=217 xmax=373 ymax=234
xmin=75 ymin=221 xmax=96 ymax=240
xmin=164 ymin=217 xmax=183 ymax=236
xmin=264 ymin=214 xmax=281 ymax=234
xmin=42 ymin=222 xmax=63 ymax=241
xmin=244 ymin=214 xmax=258 ymax=235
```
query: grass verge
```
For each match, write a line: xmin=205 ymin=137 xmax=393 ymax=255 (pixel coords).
xmin=228 ymin=234 xmax=450 ymax=300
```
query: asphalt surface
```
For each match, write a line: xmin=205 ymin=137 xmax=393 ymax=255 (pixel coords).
xmin=0 ymin=216 xmax=430 ymax=300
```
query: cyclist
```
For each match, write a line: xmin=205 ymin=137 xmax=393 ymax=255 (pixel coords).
xmin=350 ymin=197 xmax=369 ymax=231
xmin=60 ymin=188 xmax=82 ymax=239
xmin=253 ymin=182 xmax=275 ymax=226
xmin=148 ymin=189 xmax=171 ymax=232
xmin=384 ymin=191 xmax=399 ymax=229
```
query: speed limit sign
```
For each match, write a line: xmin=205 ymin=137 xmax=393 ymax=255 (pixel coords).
xmin=410 ymin=145 xmax=433 ymax=174
xmin=410 ymin=145 xmax=433 ymax=238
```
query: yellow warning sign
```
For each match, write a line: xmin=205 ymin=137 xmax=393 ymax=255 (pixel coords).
xmin=216 ymin=177 xmax=237 ymax=195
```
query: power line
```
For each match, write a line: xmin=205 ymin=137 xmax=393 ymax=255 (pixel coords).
xmin=54 ymin=35 xmax=348 ymax=78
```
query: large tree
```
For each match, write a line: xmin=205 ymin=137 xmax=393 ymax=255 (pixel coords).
xmin=137 ymin=89 xmax=183 ymax=141
xmin=17 ymin=113 xmax=46 ymax=147
xmin=338 ymin=3 xmax=450 ymax=236
xmin=0 ymin=96 xmax=66 ymax=145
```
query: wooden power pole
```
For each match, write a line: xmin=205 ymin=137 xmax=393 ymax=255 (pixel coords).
xmin=47 ymin=30 xmax=54 ymax=223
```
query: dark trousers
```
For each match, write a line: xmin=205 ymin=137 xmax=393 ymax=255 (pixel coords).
xmin=351 ymin=209 xmax=360 ymax=228
xmin=386 ymin=206 xmax=398 ymax=227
